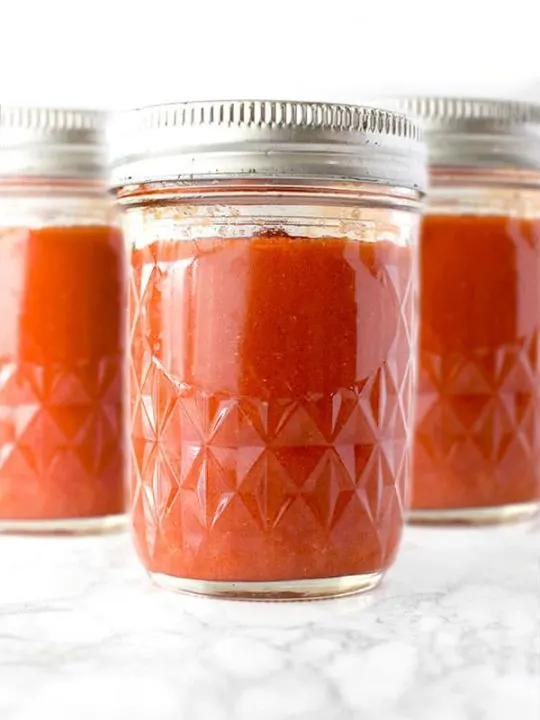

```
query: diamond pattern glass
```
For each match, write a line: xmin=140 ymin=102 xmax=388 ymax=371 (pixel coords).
xmin=0 ymin=226 xmax=126 ymax=523
xmin=130 ymin=230 xmax=416 ymax=585
xmin=414 ymin=214 xmax=540 ymax=513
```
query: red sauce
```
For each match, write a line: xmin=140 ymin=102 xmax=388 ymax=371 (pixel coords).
xmin=414 ymin=214 xmax=540 ymax=510
xmin=0 ymin=225 xmax=127 ymax=521
xmin=131 ymin=232 xmax=414 ymax=582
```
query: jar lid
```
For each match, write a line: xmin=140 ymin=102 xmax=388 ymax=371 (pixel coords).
xmin=109 ymin=100 xmax=426 ymax=192
xmin=0 ymin=106 xmax=107 ymax=180
xmin=386 ymin=97 xmax=540 ymax=172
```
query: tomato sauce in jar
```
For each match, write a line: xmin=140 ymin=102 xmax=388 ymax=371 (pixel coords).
xmin=112 ymin=99 xmax=425 ymax=598
xmin=392 ymin=96 xmax=540 ymax=524
xmin=414 ymin=213 xmax=540 ymax=517
xmin=0 ymin=225 xmax=126 ymax=527
xmin=130 ymin=232 xmax=414 ymax=586
xmin=0 ymin=107 xmax=127 ymax=533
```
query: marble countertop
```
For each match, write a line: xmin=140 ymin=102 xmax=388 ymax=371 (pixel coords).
xmin=0 ymin=524 xmax=538 ymax=720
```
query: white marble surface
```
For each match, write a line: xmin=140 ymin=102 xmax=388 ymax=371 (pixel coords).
xmin=0 ymin=524 xmax=538 ymax=720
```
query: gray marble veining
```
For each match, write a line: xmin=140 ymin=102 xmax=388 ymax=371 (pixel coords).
xmin=0 ymin=525 xmax=538 ymax=720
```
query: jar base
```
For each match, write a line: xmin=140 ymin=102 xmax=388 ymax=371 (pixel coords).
xmin=0 ymin=513 xmax=128 ymax=536
xmin=149 ymin=570 xmax=383 ymax=601
xmin=408 ymin=501 xmax=540 ymax=526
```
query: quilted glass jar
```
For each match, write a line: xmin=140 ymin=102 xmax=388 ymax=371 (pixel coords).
xmin=111 ymin=100 xmax=426 ymax=599
xmin=397 ymin=97 xmax=540 ymax=525
xmin=0 ymin=107 xmax=127 ymax=533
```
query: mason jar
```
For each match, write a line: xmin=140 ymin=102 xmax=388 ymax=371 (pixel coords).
xmin=0 ymin=107 xmax=127 ymax=533
xmin=395 ymin=97 xmax=540 ymax=525
xmin=110 ymin=99 xmax=426 ymax=599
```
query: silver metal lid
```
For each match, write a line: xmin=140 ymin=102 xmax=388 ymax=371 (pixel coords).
xmin=109 ymin=100 xmax=426 ymax=192
xmin=0 ymin=106 xmax=107 ymax=180
xmin=386 ymin=97 xmax=540 ymax=171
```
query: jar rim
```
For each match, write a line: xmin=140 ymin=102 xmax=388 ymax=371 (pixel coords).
xmin=108 ymin=99 xmax=427 ymax=194
xmin=379 ymin=96 xmax=540 ymax=173
xmin=0 ymin=105 xmax=108 ymax=180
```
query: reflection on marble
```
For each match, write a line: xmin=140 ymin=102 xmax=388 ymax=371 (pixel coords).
xmin=0 ymin=524 xmax=538 ymax=720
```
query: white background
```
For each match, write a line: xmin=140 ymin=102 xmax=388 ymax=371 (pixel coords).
xmin=0 ymin=0 xmax=539 ymax=109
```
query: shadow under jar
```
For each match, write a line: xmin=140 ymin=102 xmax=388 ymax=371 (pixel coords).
xmin=394 ymin=97 xmax=540 ymax=525
xmin=110 ymin=100 xmax=426 ymax=599
xmin=0 ymin=107 xmax=127 ymax=534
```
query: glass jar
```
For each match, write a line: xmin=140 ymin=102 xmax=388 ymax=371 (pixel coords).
xmin=111 ymin=100 xmax=426 ymax=599
xmin=395 ymin=97 xmax=540 ymax=525
xmin=0 ymin=107 xmax=127 ymax=533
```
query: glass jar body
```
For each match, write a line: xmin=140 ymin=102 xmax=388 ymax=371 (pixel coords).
xmin=0 ymin=183 xmax=127 ymax=533
xmin=413 ymin=170 xmax=540 ymax=524
xmin=120 ymin=180 xmax=421 ymax=599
